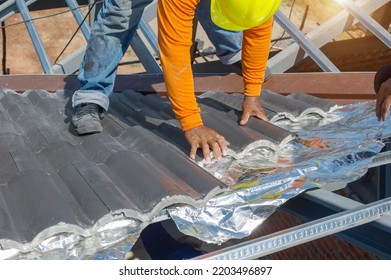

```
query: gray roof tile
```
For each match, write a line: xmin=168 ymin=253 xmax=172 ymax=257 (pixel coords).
xmin=200 ymin=90 xmax=338 ymax=122
xmin=0 ymin=88 xmax=335 ymax=253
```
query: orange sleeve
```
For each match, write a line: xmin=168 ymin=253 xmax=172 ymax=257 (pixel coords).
xmin=242 ymin=17 xmax=273 ymax=97
xmin=157 ymin=0 xmax=202 ymax=132
xmin=158 ymin=1 xmax=273 ymax=131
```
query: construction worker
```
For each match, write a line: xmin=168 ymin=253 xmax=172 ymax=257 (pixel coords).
xmin=158 ymin=0 xmax=281 ymax=162
xmin=374 ymin=64 xmax=391 ymax=121
xmin=71 ymin=0 xmax=250 ymax=135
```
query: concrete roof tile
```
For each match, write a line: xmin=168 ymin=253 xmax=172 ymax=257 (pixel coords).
xmin=0 ymin=88 xmax=335 ymax=254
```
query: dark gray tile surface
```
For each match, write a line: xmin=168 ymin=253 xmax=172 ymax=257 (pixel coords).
xmin=0 ymin=88 xmax=335 ymax=250
xmin=200 ymin=90 xmax=338 ymax=122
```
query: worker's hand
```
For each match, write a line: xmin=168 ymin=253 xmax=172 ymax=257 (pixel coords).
xmin=184 ymin=125 xmax=230 ymax=163
xmin=376 ymin=78 xmax=391 ymax=121
xmin=240 ymin=96 xmax=269 ymax=125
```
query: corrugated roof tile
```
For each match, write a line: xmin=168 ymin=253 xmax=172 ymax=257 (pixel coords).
xmin=0 ymin=88 xmax=336 ymax=254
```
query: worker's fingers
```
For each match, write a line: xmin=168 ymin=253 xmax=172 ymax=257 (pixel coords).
xmin=380 ymin=96 xmax=391 ymax=121
xmin=376 ymin=93 xmax=386 ymax=120
xmin=376 ymin=79 xmax=391 ymax=121
xmin=256 ymin=112 xmax=269 ymax=122
xmin=240 ymin=110 xmax=269 ymax=125
xmin=189 ymin=142 xmax=199 ymax=160
xmin=202 ymin=142 xmax=211 ymax=163
xmin=240 ymin=111 xmax=250 ymax=126
xmin=184 ymin=125 xmax=229 ymax=163
xmin=241 ymin=96 xmax=268 ymax=125
xmin=210 ymin=141 xmax=222 ymax=161
xmin=216 ymin=135 xmax=229 ymax=156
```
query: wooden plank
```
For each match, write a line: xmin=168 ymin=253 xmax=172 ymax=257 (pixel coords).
xmin=0 ymin=72 xmax=377 ymax=102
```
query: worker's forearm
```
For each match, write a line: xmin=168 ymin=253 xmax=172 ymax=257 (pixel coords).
xmin=242 ymin=18 xmax=273 ymax=97
xmin=157 ymin=0 xmax=202 ymax=131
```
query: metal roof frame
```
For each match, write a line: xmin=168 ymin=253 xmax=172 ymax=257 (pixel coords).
xmin=195 ymin=189 xmax=391 ymax=260
xmin=0 ymin=0 xmax=161 ymax=74
xmin=269 ymin=0 xmax=391 ymax=73
xmin=273 ymin=10 xmax=340 ymax=72
xmin=1 ymin=0 xmax=390 ymax=75
xmin=335 ymin=0 xmax=391 ymax=48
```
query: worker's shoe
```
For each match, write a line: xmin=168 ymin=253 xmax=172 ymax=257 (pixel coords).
xmin=72 ymin=103 xmax=104 ymax=135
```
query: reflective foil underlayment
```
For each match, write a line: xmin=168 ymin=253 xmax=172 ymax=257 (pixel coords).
xmin=2 ymin=219 xmax=141 ymax=260
xmin=95 ymin=101 xmax=390 ymax=259
xmin=168 ymin=101 xmax=391 ymax=244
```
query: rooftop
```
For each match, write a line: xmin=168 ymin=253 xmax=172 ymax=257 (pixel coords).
xmin=0 ymin=0 xmax=391 ymax=260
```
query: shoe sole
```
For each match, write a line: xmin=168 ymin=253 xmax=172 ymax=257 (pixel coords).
xmin=74 ymin=123 xmax=103 ymax=135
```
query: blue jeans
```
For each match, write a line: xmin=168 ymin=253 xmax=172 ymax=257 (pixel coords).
xmin=72 ymin=0 xmax=242 ymax=111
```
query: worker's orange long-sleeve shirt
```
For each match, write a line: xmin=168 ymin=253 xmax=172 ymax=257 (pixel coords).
xmin=157 ymin=0 xmax=273 ymax=131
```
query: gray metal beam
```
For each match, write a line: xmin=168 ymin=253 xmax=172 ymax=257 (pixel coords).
xmin=52 ymin=45 xmax=86 ymax=74
xmin=15 ymin=0 xmax=53 ymax=74
xmin=88 ymin=0 xmax=97 ymax=26
xmin=64 ymin=0 xmax=161 ymax=74
xmin=195 ymin=190 xmax=391 ymax=260
xmin=0 ymin=0 xmax=160 ymax=74
xmin=378 ymin=163 xmax=391 ymax=199
xmin=274 ymin=10 xmax=340 ymax=72
xmin=335 ymin=0 xmax=391 ymax=48
xmin=370 ymin=149 xmax=391 ymax=168
xmin=143 ymin=0 xmax=158 ymax=23
xmin=287 ymin=189 xmax=391 ymax=258
xmin=138 ymin=18 xmax=158 ymax=56
xmin=377 ymin=142 xmax=391 ymax=199
xmin=24 ymin=0 xmax=90 ymax=11
xmin=130 ymin=32 xmax=161 ymax=73
xmin=0 ymin=0 xmax=37 ymax=22
xmin=268 ymin=0 xmax=390 ymax=73
xmin=132 ymin=0 xmax=161 ymax=72
xmin=65 ymin=0 xmax=91 ymax=40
